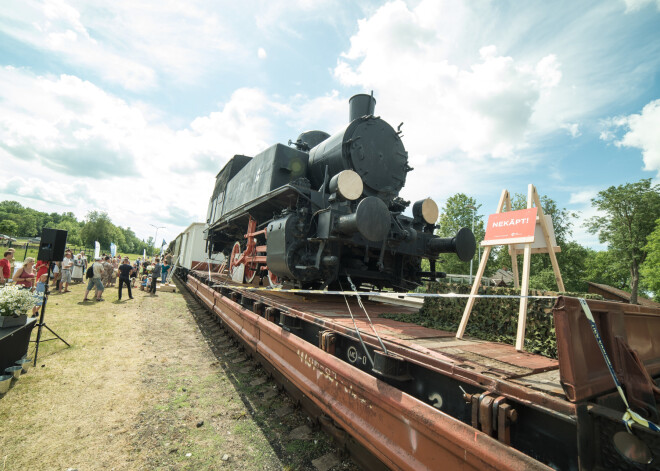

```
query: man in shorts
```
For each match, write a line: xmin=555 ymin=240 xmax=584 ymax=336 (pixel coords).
xmin=83 ymin=257 xmax=105 ymax=302
xmin=60 ymin=250 xmax=73 ymax=293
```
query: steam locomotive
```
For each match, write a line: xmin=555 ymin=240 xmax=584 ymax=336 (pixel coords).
xmin=205 ymin=93 xmax=475 ymax=290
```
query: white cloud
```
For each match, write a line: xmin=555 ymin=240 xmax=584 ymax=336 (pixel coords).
xmin=599 ymin=100 xmax=660 ymax=178
xmin=569 ymin=189 xmax=597 ymax=205
xmin=623 ymin=0 xmax=660 ymax=12
xmin=615 ymin=99 xmax=660 ymax=177
xmin=560 ymin=123 xmax=581 ymax=138
xmin=0 ymin=0 xmax=238 ymax=90
xmin=258 ymin=47 xmax=267 ymax=59
xmin=334 ymin=1 xmax=562 ymax=162
xmin=0 ymin=67 xmax=278 ymax=241
xmin=330 ymin=0 xmax=567 ymax=209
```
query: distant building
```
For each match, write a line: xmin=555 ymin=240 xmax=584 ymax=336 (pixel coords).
xmin=491 ymin=268 xmax=514 ymax=287
xmin=586 ymin=282 xmax=660 ymax=308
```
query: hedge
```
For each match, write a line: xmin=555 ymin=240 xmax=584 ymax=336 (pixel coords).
xmin=379 ymin=282 xmax=602 ymax=358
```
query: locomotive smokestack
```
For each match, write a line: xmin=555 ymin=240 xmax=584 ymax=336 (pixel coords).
xmin=349 ymin=92 xmax=376 ymax=122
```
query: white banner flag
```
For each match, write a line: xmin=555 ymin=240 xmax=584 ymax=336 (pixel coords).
xmin=110 ymin=243 xmax=116 ymax=257
xmin=143 ymin=248 xmax=146 ymax=259
xmin=94 ymin=241 xmax=100 ymax=259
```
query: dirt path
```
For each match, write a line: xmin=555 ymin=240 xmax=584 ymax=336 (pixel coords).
xmin=0 ymin=280 xmax=357 ymax=471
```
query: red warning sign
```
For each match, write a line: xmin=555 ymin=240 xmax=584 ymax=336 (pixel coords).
xmin=482 ymin=208 xmax=538 ymax=246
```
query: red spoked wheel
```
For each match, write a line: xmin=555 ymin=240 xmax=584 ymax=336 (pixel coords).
xmin=229 ymin=241 xmax=242 ymax=276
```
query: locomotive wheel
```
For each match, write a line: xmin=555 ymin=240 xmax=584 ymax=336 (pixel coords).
xmin=229 ymin=241 xmax=242 ymax=275
xmin=267 ymin=270 xmax=281 ymax=287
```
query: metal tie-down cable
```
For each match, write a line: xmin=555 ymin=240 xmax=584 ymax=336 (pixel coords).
xmin=338 ymin=279 xmax=374 ymax=367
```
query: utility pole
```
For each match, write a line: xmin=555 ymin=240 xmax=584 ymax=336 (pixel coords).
xmin=149 ymin=224 xmax=165 ymax=257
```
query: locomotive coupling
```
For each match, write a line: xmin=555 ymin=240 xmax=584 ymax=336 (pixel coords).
xmin=428 ymin=227 xmax=476 ymax=262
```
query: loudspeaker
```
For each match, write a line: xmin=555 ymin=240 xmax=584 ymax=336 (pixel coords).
xmin=37 ymin=228 xmax=68 ymax=262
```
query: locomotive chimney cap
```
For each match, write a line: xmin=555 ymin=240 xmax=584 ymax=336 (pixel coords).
xmin=349 ymin=92 xmax=376 ymax=122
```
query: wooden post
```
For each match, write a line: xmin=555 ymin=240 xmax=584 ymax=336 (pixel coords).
xmin=515 ymin=185 xmax=534 ymax=351
xmin=506 ymin=196 xmax=520 ymax=289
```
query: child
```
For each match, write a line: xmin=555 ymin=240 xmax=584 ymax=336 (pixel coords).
xmin=140 ymin=275 xmax=149 ymax=291
xmin=33 ymin=273 xmax=48 ymax=316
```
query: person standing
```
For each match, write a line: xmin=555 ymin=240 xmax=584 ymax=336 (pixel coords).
xmin=117 ymin=257 xmax=134 ymax=301
xmin=161 ymin=259 xmax=171 ymax=284
xmin=130 ymin=261 xmax=138 ymax=287
xmin=60 ymin=250 xmax=73 ymax=293
xmin=0 ymin=251 xmax=13 ymax=284
xmin=51 ymin=262 xmax=60 ymax=289
xmin=110 ymin=256 xmax=119 ymax=286
xmin=83 ymin=257 xmax=105 ymax=302
xmin=101 ymin=256 xmax=114 ymax=287
xmin=35 ymin=259 xmax=49 ymax=280
xmin=13 ymin=257 xmax=36 ymax=288
xmin=72 ymin=253 xmax=84 ymax=282
xmin=150 ymin=257 xmax=161 ymax=295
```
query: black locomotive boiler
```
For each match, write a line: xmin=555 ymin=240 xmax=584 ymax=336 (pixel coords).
xmin=205 ymin=93 xmax=475 ymax=290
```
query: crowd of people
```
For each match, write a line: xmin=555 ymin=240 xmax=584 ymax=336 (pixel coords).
xmin=0 ymin=247 xmax=175 ymax=311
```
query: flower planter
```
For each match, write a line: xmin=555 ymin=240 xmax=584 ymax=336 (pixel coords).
xmin=15 ymin=358 xmax=32 ymax=373
xmin=0 ymin=314 xmax=27 ymax=328
xmin=0 ymin=374 xmax=11 ymax=394
xmin=5 ymin=366 xmax=22 ymax=379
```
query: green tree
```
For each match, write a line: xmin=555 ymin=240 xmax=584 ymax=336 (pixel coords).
xmin=53 ymin=219 xmax=83 ymax=246
xmin=0 ymin=220 xmax=19 ymax=236
xmin=587 ymin=179 xmax=660 ymax=304
xmin=584 ymin=249 xmax=630 ymax=291
xmin=80 ymin=211 xmax=120 ymax=249
xmin=641 ymin=218 xmax=660 ymax=301
xmin=526 ymin=241 xmax=592 ymax=292
xmin=435 ymin=193 xmax=486 ymax=275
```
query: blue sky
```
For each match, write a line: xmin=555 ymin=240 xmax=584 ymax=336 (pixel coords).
xmin=0 ymin=0 xmax=659 ymax=248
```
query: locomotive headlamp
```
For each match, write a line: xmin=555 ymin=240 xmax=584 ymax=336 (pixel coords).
xmin=413 ymin=198 xmax=439 ymax=225
xmin=329 ymin=170 xmax=363 ymax=201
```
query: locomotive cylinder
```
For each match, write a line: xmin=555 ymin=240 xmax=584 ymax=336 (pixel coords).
xmin=428 ymin=227 xmax=476 ymax=262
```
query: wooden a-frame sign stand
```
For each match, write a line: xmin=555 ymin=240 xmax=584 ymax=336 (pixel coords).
xmin=456 ymin=184 xmax=564 ymax=352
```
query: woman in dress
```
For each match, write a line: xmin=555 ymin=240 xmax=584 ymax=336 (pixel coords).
xmin=72 ymin=253 xmax=84 ymax=283
xmin=13 ymin=257 xmax=36 ymax=289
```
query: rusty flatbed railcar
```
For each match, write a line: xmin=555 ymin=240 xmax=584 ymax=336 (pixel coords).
xmin=179 ymin=269 xmax=660 ymax=470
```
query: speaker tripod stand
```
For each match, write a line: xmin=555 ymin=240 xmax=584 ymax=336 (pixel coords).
xmin=31 ymin=262 xmax=70 ymax=366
